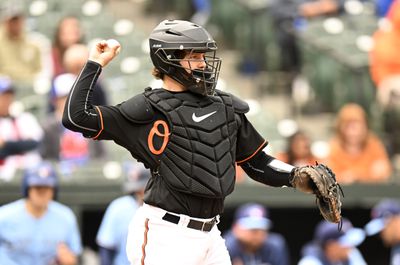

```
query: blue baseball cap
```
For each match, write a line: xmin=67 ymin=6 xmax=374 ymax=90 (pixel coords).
xmin=0 ymin=76 xmax=15 ymax=94
xmin=23 ymin=162 xmax=58 ymax=188
xmin=234 ymin=203 xmax=272 ymax=230
xmin=365 ymin=199 xmax=400 ymax=236
xmin=315 ymin=219 xmax=365 ymax=247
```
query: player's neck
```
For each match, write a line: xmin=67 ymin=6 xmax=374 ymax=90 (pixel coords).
xmin=163 ymin=75 xmax=187 ymax=92
xmin=25 ymin=200 xmax=48 ymax=218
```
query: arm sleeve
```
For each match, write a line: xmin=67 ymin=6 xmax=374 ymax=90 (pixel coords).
xmin=62 ymin=61 xmax=103 ymax=138
xmin=240 ymin=151 xmax=294 ymax=187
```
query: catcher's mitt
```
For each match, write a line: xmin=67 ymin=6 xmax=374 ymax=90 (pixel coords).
xmin=290 ymin=163 xmax=343 ymax=224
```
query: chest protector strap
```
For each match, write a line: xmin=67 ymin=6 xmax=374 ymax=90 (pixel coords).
xmin=144 ymin=89 xmax=239 ymax=198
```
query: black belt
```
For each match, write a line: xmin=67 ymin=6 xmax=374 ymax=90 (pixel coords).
xmin=162 ymin=212 xmax=217 ymax=232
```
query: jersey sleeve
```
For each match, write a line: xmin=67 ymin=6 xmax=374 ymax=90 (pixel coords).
xmin=235 ymin=114 xmax=268 ymax=164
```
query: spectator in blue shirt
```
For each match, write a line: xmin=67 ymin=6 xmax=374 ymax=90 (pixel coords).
xmin=223 ymin=203 xmax=290 ymax=265
xmin=298 ymin=218 xmax=366 ymax=265
xmin=365 ymin=199 xmax=400 ymax=265
xmin=0 ymin=161 xmax=82 ymax=265
xmin=96 ymin=163 xmax=150 ymax=265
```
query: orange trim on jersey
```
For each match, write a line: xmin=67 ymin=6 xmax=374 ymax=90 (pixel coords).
xmin=141 ymin=218 xmax=149 ymax=265
xmin=236 ymin=140 xmax=268 ymax=164
xmin=147 ymin=120 xmax=170 ymax=155
xmin=92 ymin=106 xmax=104 ymax=140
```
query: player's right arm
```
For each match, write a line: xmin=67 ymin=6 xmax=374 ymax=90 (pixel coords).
xmin=62 ymin=40 xmax=121 ymax=138
xmin=61 ymin=60 xmax=104 ymax=138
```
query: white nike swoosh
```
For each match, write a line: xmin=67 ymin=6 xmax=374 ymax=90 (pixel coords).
xmin=192 ymin=111 xmax=217 ymax=122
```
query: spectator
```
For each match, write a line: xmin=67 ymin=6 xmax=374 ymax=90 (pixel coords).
xmin=0 ymin=78 xmax=39 ymax=160
xmin=370 ymin=0 xmax=400 ymax=87
xmin=224 ymin=203 xmax=290 ymax=265
xmin=96 ymin=163 xmax=150 ymax=265
xmin=41 ymin=73 xmax=105 ymax=173
xmin=327 ymin=103 xmax=392 ymax=184
xmin=369 ymin=0 xmax=400 ymax=157
xmin=375 ymin=0 xmax=395 ymax=17
xmin=0 ymin=2 xmax=42 ymax=88
xmin=190 ymin=0 xmax=211 ymax=26
xmin=0 ymin=161 xmax=82 ymax=265
xmin=0 ymin=136 xmax=38 ymax=161
xmin=269 ymin=0 xmax=343 ymax=72
xmin=51 ymin=16 xmax=84 ymax=78
xmin=276 ymin=130 xmax=317 ymax=167
xmin=298 ymin=218 xmax=366 ymax=265
xmin=365 ymin=199 xmax=400 ymax=265
xmin=0 ymin=76 xmax=43 ymax=181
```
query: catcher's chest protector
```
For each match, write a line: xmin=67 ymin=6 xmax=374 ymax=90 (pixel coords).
xmin=145 ymin=89 xmax=238 ymax=198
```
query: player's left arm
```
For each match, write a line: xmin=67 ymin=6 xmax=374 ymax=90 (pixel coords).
xmin=239 ymin=151 xmax=294 ymax=187
xmin=235 ymin=113 xmax=294 ymax=187
xmin=236 ymin=115 xmax=343 ymax=224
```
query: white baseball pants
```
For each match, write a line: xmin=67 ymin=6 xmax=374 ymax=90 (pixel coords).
xmin=126 ymin=203 xmax=232 ymax=265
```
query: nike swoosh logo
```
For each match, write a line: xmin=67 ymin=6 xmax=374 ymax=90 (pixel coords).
xmin=192 ymin=111 xmax=217 ymax=122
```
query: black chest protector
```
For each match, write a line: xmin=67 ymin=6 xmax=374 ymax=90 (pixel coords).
xmin=144 ymin=89 xmax=246 ymax=198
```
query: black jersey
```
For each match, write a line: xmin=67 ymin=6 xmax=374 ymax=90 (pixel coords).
xmin=62 ymin=61 xmax=268 ymax=218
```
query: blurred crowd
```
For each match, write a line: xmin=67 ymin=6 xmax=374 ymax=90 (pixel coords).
xmin=0 ymin=0 xmax=400 ymax=264
xmin=0 ymin=0 xmax=399 ymax=183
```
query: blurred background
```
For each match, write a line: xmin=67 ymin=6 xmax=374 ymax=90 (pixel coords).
xmin=1 ymin=0 xmax=400 ymax=264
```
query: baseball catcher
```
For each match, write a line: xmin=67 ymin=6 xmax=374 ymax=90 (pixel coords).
xmin=62 ymin=19 xmax=342 ymax=265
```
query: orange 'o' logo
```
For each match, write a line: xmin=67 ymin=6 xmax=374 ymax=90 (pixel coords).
xmin=147 ymin=120 xmax=170 ymax=155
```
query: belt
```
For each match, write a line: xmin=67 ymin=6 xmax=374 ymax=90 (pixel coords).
xmin=162 ymin=212 xmax=218 ymax=232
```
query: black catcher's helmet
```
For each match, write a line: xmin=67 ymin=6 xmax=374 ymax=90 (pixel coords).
xmin=149 ymin=19 xmax=221 ymax=96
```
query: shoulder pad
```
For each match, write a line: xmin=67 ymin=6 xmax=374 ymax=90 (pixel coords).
xmin=230 ymin=93 xmax=249 ymax=114
xmin=119 ymin=94 xmax=155 ymax=123
xmin=216 ymin=90 xmax=249 ymax=114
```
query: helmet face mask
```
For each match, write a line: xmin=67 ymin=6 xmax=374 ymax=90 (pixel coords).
xmin=149 ymin=20 xmax=222 ymax=96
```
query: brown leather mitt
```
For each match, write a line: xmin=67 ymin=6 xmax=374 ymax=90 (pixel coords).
xmin=290 ymin=163 xmax=343 ymax=224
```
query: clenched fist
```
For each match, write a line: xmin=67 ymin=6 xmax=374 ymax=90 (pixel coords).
xmin=89 ymin=39 xmax=121 ymax=67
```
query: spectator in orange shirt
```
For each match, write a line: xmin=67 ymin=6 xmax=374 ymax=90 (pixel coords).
xmin=369 ymin=0 xmax=400 ymax=88
xmin=327 ymin=103 xmax=392 ymax=184
xmin=369 ymin=0 xmax=400 ymax=157
xmin=276 ymin=130 xmax=317 ymax=167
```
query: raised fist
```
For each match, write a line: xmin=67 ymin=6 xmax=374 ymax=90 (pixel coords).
xmin=89 ymin=39 xmax=121 ymax=67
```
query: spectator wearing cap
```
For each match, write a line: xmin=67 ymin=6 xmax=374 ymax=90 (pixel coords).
xmin=0 ymin=77 xmax=39 ymax=162
xmin=298 ymin=219 xmax=367 ymax=265
xmin=96 ymin=163 xmax=150 ymax=265
xmin=223 ymin=203 xmax=290 ymax=265
xmin=0 ymin=161 xmax=82 ymax=265
xmin=0 ymin=76 xmax=43 ymax=181
xmin=40 ymin=72 xmax=105 ymax=172
xmin=365 ymin=199 xmax=400 ymax=265
xmin=0 ymin=1 xmax=42 ymax=87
